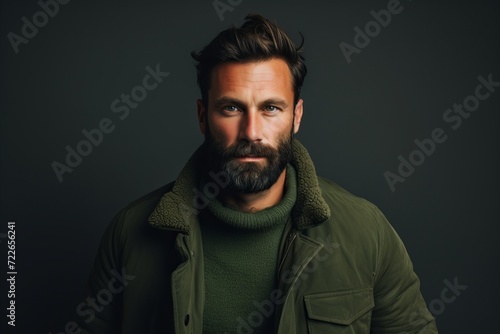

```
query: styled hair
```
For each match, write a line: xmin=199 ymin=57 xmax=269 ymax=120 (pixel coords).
xmin=191 ymin=13 xmax=307 ymax=106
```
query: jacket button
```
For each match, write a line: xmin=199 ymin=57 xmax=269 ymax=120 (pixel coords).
xmin=184 ymin=314 xmax=190 ymax=326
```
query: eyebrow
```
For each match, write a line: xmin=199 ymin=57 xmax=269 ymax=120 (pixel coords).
xmin=214 ymin=96 xmax=289 ymax=110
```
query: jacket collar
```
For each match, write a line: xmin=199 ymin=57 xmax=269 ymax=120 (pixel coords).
xmin=148 ymin=139 xmax=330 ymax=233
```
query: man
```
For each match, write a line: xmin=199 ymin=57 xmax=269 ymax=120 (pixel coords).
xmin=76 ymin=14 xmax=438 ymax=333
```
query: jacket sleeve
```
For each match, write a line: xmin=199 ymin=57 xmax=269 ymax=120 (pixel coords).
xmin=73 ymin=210 xmax=126 ymax=334
xmin=370 ymin=207 xmax=438 ymax=333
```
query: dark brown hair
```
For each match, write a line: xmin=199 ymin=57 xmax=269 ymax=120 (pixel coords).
xmin=191 ymin=13 xmax=307 ymax=106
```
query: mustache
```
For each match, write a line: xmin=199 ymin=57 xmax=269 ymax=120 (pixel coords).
xmin=220 ymin=142 xmax=277 ymax=159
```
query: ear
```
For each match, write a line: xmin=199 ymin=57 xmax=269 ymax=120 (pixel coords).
xmin=293 ymin=99 xmax=304 ymax=134
xmin=196 ymin=99 xmax=207 ymax=135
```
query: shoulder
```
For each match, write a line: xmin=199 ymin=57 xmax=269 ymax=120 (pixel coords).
xmin=105 ymin=182 xmax=175 ymax=238
xmin=317 ymin=177 xmax=383 ymax=219
xmin=119 ymin=182 xmax=174 ymax=222
xmin=313 ymin=177 xmax=391 ymax=239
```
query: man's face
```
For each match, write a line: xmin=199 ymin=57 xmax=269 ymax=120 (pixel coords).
xmin=197 ymin=58 xmax=303 ymax=193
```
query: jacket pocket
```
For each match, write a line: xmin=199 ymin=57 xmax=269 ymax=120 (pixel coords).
xmin=304 ymin=287 xmax=374 ymax=334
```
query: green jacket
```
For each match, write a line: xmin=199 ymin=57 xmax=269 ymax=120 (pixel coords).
xmin=76 ymin=140 xmax=438 ymax=333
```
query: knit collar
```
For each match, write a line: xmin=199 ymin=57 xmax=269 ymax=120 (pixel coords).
xmin=148 ymin=139 xmax=331 ymax=233
xmin=206 ymin=164 xmax=297 ymax=232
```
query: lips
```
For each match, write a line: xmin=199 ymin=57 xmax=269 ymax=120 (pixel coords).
xmin=237 ymin=156 xmax=263 ymax=158
xmin=235 ymin=155 xmax=265 ymax=161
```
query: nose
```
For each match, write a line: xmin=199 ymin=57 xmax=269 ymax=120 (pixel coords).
xmin=240 ymin=110 xmax=262 ymax=142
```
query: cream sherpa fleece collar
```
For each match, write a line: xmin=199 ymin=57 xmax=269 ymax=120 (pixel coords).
xmin=148 ymin=139 xmax=330 ymax=233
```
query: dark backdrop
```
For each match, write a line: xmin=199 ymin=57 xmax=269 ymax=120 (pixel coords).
xmin=1 ymin=0 xmax=499 ymax=333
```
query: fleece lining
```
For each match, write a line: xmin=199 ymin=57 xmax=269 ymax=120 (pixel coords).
xmin=148 ymin=139 xmax=331 ymax=232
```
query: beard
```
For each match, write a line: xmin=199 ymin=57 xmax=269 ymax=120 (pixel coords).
xmin=202 ymin=126 xmax=294 ymax=194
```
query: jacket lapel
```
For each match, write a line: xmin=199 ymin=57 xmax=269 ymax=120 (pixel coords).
xmin=275 ymin=233 xmax=324 ymax=334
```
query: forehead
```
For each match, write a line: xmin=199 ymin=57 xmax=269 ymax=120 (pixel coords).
xmin=208 ymin=58 xmax=294 ymax=99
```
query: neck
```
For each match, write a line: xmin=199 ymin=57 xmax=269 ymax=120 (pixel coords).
xmin=218 ymin=168 xmax=287 ymax=213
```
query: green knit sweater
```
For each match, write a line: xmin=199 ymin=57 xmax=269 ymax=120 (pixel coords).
xmin=200 ymin=165 xmax=297 ymax=333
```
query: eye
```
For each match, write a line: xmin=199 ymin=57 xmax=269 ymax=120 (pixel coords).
xmin=223 ymin=105 xmax=239 ymax=112
xmin=264 ymin=105 xmax=279 ymax=112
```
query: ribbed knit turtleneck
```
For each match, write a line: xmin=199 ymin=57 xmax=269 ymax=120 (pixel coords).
xmin=200 ymin=165 xmax=297 ymax=333
xmin=206 ymin=166 xmax=297 ymax=231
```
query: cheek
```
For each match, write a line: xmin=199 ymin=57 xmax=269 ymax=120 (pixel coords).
xmin=208 ymin=117 xmax=237 ymax=142
xmin=267 ymin=118 xmax=293 ymax=139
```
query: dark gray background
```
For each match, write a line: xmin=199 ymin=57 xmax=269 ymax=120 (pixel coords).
xmin=1 ymin=0 xmax=499 ymax=332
